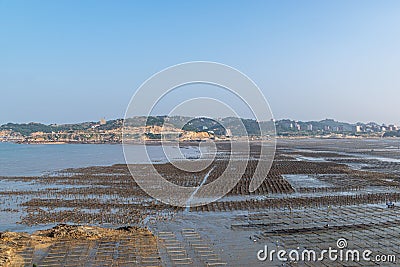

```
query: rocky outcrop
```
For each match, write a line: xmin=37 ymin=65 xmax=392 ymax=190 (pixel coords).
xmin=0 ymin=224 xmax=154 ymax=267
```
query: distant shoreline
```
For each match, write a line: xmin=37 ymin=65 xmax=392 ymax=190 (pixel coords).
xmin=2 ymin=135 xmax=400 ymax=145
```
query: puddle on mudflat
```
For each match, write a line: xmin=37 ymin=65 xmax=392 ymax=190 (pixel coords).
xmin=283 ymin=174 xmax=332 ymax=189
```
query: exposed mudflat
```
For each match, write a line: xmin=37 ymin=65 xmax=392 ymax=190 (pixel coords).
xmin=0 ymin=224 xmax=158 ymax=267
xmin=1 ymin=139 xmax=400 ymax=266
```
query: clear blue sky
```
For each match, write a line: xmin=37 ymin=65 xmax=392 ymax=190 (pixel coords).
xmin=1 ymin=0 xmax=399 ymax=125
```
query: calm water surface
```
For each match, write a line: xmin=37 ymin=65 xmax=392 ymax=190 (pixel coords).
xmin=0 ymin=142 xmax=202 ymax=177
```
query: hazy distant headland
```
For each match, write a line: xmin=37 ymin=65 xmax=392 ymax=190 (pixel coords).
xmin=0 ymin=116 xmax=399 ymax=144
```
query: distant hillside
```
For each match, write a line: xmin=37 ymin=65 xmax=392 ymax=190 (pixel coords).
xmin=0 ymin=119 xmax=123 ymax=136
xmin=1 ymin=116 xmax=398 ymax=139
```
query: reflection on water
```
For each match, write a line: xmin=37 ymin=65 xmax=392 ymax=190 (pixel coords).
xmin=0 ymin=143 xmax=203 ymax=176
